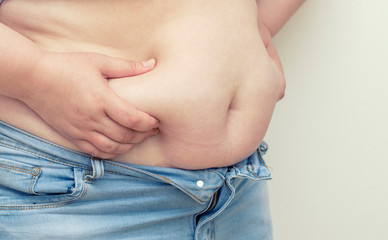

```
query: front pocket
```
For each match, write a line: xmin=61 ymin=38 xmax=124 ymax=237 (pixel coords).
xmin=0 ymin=157 xmax=86 ymax=210
xmin=0 ymin=158 xmax=40 ymax=195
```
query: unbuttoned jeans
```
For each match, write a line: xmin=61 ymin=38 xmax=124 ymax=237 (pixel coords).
xmin=0 ymin=121 xmax=273 ymax=240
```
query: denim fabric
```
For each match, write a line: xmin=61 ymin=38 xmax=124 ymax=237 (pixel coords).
xmin=0 ymin=120 xmax=272 ymax=240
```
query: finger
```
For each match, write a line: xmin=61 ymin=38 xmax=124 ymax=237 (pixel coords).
xmin=127 ymin=128 xmax=159 ymax=144
xmin=89 ymin=131 xmax=136 ymax=154
xmin=75 ymin=140 xmax=120 ymax=159
xmin=96 ymin=55 xmax=156 ymax=78
xmin=104 ymin=92 xmax=159 ymax=132
xmin=97 ymin=117 xmax=159 ymax=144
xmin=102 ymin=128 xmax=158 ymax=145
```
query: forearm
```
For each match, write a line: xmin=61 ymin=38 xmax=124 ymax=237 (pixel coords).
xmin=0 ymin=23 xmax=44 ymax=100
xmin=256 ymin=0 xmax=306 ymax=36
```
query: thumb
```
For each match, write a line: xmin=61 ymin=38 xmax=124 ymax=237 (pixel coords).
xmin=97 ymin=55 xmax=156 ymax=78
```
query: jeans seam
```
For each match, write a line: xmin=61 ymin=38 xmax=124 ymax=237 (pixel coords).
xmin=207 ymin=170 xmax=226 ymax=180
xmin=247 ymin=163 xmax=259 ymax=177
xmin=0 ymin=180 xmax=88 ymax=211
xmin=105 ymin=161 xmax=205 ymax=203
xmin=193 ymin=195 xmax=215 ymax=230
xmin=0 ymin=121 xmax=89 ymax=158
xmin=0 ymin=162 xmax=41 ymax=195
xmin=29 ymin=168 xmax=41 ymax=195
xmin=0 ymin=161 xmax=36 ymax=175
xmin=0 ymin=141 xmax=89 ymax=169
xmin=211 ymin=220 xmax=215 ymax=240
xmin=257 ymin=148 xmax=268 ymax=167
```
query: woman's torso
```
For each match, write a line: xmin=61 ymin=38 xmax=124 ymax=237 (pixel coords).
xmin=0 ymin=0 xmax=280 ymax=169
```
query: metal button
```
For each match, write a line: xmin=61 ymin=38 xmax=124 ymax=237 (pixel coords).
xmin=260 ymin=142 xmax=268 ymax=153
xmin=32 ymin=167 xmax=40 ymax=176
xmin=196 ymin=180 xmax=204 ymax=188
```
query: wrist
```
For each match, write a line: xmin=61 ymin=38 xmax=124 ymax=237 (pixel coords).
xmin=0 ymin=23 xmax=49 ymax=101
xmin=14 ymin=48 xmax=48 ymax=102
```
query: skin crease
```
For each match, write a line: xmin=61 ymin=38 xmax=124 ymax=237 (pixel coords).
xmin=0 ymin=0 xmax=289 ymax=169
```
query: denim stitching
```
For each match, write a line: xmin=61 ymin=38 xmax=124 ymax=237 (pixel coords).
xmin=0 ymin=180 xmax=88 ymax=211
xmin=0 ymin=141 xmax=89 ymax=169
xmin=104 ymin=170 xmax=123 ymax=175
xmin=0 ymin=162 xmax=35 ymax=175
xmin=105 ymin=161 xmax=204 ymax=203
xmin=207 ymin=169 xmax=226 ymax=180
xmin=257 ymin=149 xmax=268 ymax=167
xmin=247 ymin=163 xmax=259 ymax=177
xmin=28 ymin=167 xmax=41 ymax=195
xmin=0 ymin=162 xmax=41 ymax=195
xmin=29 ymin=174 xmax=38 ymax=195
xmin=193 ymin=196 xmax=215 ymax=229
xmin=0 ymin=121 xmax=89 ymax=158
xmin=195 ymin=175 xmax=237 ymax=239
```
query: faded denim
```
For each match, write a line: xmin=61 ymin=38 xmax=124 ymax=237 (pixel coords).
xmin=0 ymin=121 xmax=272 ymax=240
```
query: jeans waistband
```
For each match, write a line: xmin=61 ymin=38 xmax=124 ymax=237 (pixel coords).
xmin=0 ymin=120 xmax=271 ymax=203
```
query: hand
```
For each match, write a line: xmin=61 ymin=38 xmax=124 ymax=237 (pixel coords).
xmin=21 ymin=51 xmax=159 ymax=159
xmin=258 ymin=21 xmax=286 ymax=100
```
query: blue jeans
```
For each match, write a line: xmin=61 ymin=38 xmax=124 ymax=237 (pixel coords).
xmin=0 ymin=121 xmax=272 ymax=240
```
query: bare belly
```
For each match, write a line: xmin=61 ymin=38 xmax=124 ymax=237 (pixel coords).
xmin=0 ymin=0 xmax=280 ymax=169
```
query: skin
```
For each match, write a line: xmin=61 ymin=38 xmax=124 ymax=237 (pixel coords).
xmin=0 ymin=18 xmax=159 ymax=159
xmin=0 ymin=0 xmax=305 ymax=169
xmin=256 ymin=0 xmax=307 ymax=100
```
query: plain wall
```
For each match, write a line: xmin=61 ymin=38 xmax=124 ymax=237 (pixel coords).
xmin=266 ymin=0 xmax=388 ymax=239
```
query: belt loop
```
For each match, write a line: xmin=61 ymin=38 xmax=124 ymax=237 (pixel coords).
xmin=86 ymin=157 xmax=105 ymax=180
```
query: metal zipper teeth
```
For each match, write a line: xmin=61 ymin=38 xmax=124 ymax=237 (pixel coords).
xmin=207 ymin=189 xmax=220 ymax=212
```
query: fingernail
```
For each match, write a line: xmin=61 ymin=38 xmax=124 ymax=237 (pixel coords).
xmin=142 ymin=58 xmax=156 ymax=68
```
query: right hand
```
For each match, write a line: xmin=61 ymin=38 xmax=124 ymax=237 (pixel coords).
xmin=21 ymin=51 xmax=159 ymax=159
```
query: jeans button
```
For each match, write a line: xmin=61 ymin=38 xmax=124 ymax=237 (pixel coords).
xmin=260 ymin=141 xmax=268 ymax=154
xmin=196 ymin=180 xmax=204 ymax=188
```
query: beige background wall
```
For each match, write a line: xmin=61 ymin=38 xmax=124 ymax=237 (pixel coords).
xmin=266 ymin=0 xmax=388 ymax=239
